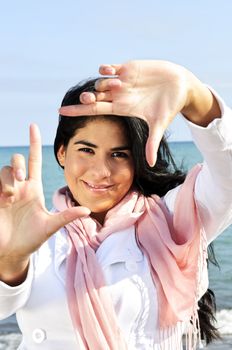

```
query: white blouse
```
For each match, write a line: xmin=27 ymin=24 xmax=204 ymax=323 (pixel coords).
xmin=0 ymin=89 xmax=232 ymax=349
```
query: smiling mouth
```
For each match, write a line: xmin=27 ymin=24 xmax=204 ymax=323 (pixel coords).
xmin=83 ymin=181 xmax=114 ymax=192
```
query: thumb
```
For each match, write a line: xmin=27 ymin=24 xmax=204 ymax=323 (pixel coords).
xmin=145 ymin=125 xmax=164 ymax=167
xmin=46 ymin=206 xmax=91 ymax=236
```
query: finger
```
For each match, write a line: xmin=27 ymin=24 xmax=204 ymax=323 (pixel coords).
xmin=80 ymin=91 xmax=113 ymax=104
xmin=80 ymin=92 xmax=97 ymax=104
xmin=95 ymin=91 xmax=113 ymax=102
xmin=11 ymin=154 xmax=26 ymax=181
xmin=28 ymin=124 xmax=42 ymax=181
xmin=145 ymin=125 xmax=165 ymax=167
xmin=59 ymin=101 xmax=113 ymax=117
xmin=95 ymin=78 xmax=122 ymax=92
xmin=46 ymin=206 xmax=91 ymax=237
xmin=0 ymin=166 xmax=15 ymax=196
xmin=99 ymin=64 xmax=122 ymax=76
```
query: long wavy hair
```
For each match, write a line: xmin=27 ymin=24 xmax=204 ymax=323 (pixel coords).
xmin=54 ymin=78 xmax=220 ymax=344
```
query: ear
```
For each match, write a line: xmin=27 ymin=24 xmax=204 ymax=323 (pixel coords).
xmin=57 ymin=145 xmax=66 ymax=167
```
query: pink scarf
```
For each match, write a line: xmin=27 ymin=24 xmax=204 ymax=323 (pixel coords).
xmin=53 ymin=164 xmax=207 ymax=349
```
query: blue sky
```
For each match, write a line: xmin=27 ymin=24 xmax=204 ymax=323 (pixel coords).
xmin=1 ymin=0 xmax=232 ymax=146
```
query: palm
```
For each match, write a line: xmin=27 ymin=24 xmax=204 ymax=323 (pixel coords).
xmin=109 ymin=61 xmax=187 ymax=121
xmin=0 ymin=124 xmax=89 ymax=260
xmin=0 ymin=178 xmax=48 ymax=257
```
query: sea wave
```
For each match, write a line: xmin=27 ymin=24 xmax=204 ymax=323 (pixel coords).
xmin=216 ymin=309 xmax=232 ymax=335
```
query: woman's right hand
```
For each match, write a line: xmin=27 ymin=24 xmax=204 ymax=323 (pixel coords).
xmin=0 ymin=124 xmax=90 ymax=284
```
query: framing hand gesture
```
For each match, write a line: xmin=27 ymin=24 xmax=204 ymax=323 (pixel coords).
xmin=59 ymin=60 xmax=220 ymax=166
xmin=0 ymin=124 xmax=89 ymax=284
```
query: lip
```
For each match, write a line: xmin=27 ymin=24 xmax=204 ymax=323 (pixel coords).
xmin=82 ymin=181 xmax=114 ymax=193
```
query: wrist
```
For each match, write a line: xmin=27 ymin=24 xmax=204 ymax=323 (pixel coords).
xmin=0 ymin=256 xmax=30 ymax=286
xmin=181 ymin=74 xmax=221 ymax=127
xmin=181 ymin=73 xmax=221 ymax=126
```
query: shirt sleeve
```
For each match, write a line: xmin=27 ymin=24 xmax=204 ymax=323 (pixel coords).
xmin=0 ymin=256 xmax=34 ymax=320
xmin=164 ymin=87 xmax=232 ymax=244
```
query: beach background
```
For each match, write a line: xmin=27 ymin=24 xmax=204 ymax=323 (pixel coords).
xmin=1 ymin=0 xmax=232 ymax=348
xmin=0 ymin=142 xmax=232 ymax=349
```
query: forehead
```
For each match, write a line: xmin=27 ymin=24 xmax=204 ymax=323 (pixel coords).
xmin=73 ymin=117 xmax=129 ymax=144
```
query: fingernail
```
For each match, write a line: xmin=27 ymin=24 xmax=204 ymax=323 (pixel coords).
xmin=81 ymin=92 xmax=89 ymax=102
xmin=100 ymin=65 xmax=114 ymax=74
xmin=16 ymin=169 xmax=25 ymax=181
xmin=105 ymin=67 xmax=114 ymax=74
xmin=147 ymin=155 xmax=156 ymax=168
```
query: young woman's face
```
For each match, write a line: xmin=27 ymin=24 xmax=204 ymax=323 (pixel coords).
xmin=57 ymin=118 xmax=134 ymax=223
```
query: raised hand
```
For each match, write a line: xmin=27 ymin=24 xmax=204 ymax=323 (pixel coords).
xmin=0 ymin=124 xmax=90 ymax=284
xmin=59 ymin=60 xmax=219 ymax=166
xmin=59 ymin=61 xmax=191 ymax=166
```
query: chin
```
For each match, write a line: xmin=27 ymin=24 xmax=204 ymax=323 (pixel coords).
xmin=89 ymin=206 xmax=111 ymax=214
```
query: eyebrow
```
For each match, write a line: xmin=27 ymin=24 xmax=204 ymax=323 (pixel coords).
xmin=74 ymin=140 xmax=131 ymax=151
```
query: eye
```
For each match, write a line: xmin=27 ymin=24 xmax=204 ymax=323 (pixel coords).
xmin=111 ymin=151 xmax=129 ymax=158
xmin=78 ymin=147 xmax=94 ymax=154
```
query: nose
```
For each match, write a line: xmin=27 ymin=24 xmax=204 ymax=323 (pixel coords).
xmin=90 ymin=156 xmax=111 ymax=179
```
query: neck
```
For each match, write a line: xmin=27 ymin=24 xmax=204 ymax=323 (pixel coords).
xmin=90 ymin=211 xmax=107 ymax=226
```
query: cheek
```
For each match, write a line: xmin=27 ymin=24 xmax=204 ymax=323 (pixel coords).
xmin=63 ymin=157 xmax=86 ymax=180
xmin=117 ymin=165 xmax=134 ymax=188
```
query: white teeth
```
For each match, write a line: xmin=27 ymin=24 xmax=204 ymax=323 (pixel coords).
xmin=86 ymin=182 xmax=109 ymax=189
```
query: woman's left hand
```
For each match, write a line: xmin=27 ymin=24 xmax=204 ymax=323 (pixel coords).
xmin=59 ymin=60 xmax=220 ymax=166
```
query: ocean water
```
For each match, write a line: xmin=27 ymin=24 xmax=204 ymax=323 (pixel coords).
xmin=0 ymin=142 xmax=232 ymax=338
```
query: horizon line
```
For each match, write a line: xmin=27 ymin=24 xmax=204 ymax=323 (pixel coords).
xmin=0 ymin=140 xmax=194 ymax=148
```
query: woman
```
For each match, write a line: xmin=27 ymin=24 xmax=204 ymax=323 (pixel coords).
xmin=0 ymin=60 xmax=232 ymax=349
